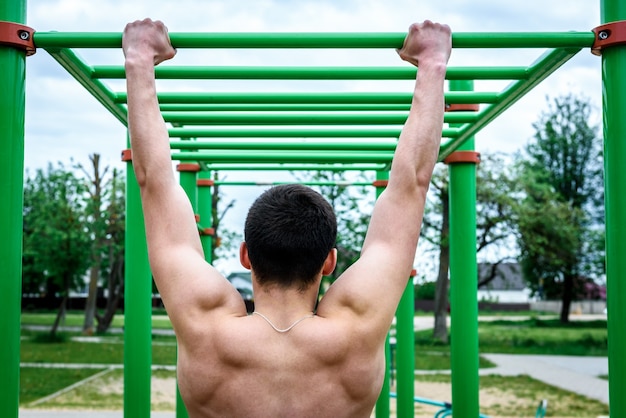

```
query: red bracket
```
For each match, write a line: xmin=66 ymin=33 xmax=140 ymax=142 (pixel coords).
xmin=197 ymin=179 xmax=215 ymax=187
xmin=195 ymin=214 xmax=201 ymax=223
xmin=372 ymin=180 xmax=388 ymax=188
xmin=121 ymin=149 xmax=132 ymax=162
xmin=0 ymin=21 xmax=35 ymax=56
xmin=444 ymin=151 xmax=481 ymax=165
xmin=200 ymin=227 xmax=215 ymax=236
xmin=177 ymin=163 xmax=201 ymax=172
xmin=445 ymin=103 xmax=479 ymax=112
xmin=592 ymin=20 xmax=626 ymax=56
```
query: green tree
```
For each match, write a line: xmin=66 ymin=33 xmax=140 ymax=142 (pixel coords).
xmin=516 ymin=93 xmax=603 ymax=323
xmin=22 ymin=162 xmax=91 ymax=337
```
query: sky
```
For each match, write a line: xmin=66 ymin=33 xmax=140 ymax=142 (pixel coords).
xmin=23 ymin=0 xmax=603 ymax=274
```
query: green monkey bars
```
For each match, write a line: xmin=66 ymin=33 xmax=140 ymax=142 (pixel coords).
xmin=2 ymin=1 xmax=625 ymax=417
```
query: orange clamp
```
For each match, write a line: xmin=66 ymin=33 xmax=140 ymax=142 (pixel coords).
xmin=0 ymin=21 xmax=35 ymax=56
xmin=201 ymin=227 xmax=215 ymax=236
xmin=445 ymin=103 xmax=480 ymax=112
xmin=592 ymin=20 xmax=626 ymax=56
xmin=444 ymin=151 xmax=481 ymax=165
xmin=176 ymin=163 xmax=201 ymax=172
xmin=372 ymin=180 xmax=388 ymax=188
xmin=197 ymin=179 xmax=215 ymax=187
xmin=195 ymin=214 xmax=200 ymax=223
xmin=121 ymin=149 xmax=132 ymax=162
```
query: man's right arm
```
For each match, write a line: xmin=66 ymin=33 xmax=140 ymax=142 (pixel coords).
xmin=317 ymin=21 xmax=451 ymax=339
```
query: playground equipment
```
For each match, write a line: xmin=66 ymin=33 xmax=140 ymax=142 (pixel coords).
xmin=2 ymin=0 xmax=625 ymax=417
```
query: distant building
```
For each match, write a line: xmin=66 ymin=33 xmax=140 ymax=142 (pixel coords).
xmin=477 ymin=262 xmax=533 ymax=303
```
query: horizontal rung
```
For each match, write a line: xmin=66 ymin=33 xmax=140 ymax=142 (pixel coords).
xmin=34 ymin=31 xmax=595 ymax=49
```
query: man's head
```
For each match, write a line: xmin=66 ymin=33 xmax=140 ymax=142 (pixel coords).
xmin=243 ymin=184 xmax=337 ymax=290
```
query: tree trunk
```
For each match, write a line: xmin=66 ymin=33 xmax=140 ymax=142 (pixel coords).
xmin=83 ymin=153 xmax=104 ymax=335
xmin=433 ymin=190 xmax=450 ymax=343
xmin=96 ymin=251 xmax=124 ymax=334
xmin=560 ymin=272 xmax=575 ymax=324
xmin=50 ymin=293 xmax=68 ymax=338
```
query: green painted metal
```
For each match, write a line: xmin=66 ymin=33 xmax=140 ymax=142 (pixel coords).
xmin=170 ymin=140 xmax=398 ymax=152
xmin=33 ymin=31 xmax=594 ymax=49
xmin=117 ymin=91 xmax=500 ymax=105
xmin=172 ymin=150 xmax=394 ymax=164
xmin=439 ymin=47 xmax=583 ymax=160
xmin=374 ymin=170 xmax=390 ymax=418
xmin=161 ymin=111 xmax=477 ymax=125
xmin=177 ymin=167 xmax=198 ymax=418
xmin=93 ymin=65 xmax=528 ymax=80
xmin=160 ymin=103 xmax=413 ymax=112
xmin=396 ymin=273 xmax=416 ymax=418
xmin=212 ymin=180 xmax=374 ymax=187
xmin=601 ymin=1 xmax=626 ymax=417
xmin=197 ymin=172 xmax=214 ymax=263
xmin=124 ymin=136 xmax=153 ymax=418
xmin=448 ymin=80 xmax=480 ymax=418
xmin=203 ymin=163 xmax=388 ymax=171
xmin=168 ymin=127 xmax=458 ymax=139
xmin=0 ymin=1 xmax=26 ymax=416
xmin=44 ymin=47 xmax=128 ymax=125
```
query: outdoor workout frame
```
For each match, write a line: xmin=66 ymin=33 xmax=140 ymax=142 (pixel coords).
xmin=2 ymin=1 xmax=625 ymax=417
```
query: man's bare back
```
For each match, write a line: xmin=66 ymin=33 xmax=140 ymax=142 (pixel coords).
xmin=177 ymin=315 xmax=384 ymax=417
xmin=123 ymin=18 xmax=450 ymax=417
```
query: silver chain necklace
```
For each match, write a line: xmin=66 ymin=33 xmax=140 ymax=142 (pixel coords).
xmin=253 ymin=311 xmax=314 ymax=333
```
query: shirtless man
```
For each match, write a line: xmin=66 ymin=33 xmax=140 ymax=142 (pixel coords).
xmin=122 ymin=18 xmax=451 ymax=418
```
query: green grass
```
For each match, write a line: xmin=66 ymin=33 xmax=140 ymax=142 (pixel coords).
xmin=414 ymin=373 xmax=609 ymax=417
xmin=20 ymin=367 xmax=106 ymax=404
xmin=21 ymin=311 xmax=173 ymax=330
xmin=21 ymin=333 xmax=177 ymax=365
xmin=478 ymin=318 xmax=607 ymax=356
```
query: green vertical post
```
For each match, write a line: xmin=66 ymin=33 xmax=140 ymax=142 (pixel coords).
xmin=374 ymin=170 xmax=390 ymax=418
xmin=396 ymin=270 xmax=416 ymax=417
xmin=197 ymin=172 xmax=215 ymax=263
xmin=600 ymin=1 xmax=626 ymax=417
xmin=447 ymin=80 xmax=479 ymax=418
xmin=176 ymin=162 xmax=200 ymax=418
xmin=124 ymin=140 xmax=153 ymax=418
xmin=0 ymin=1 xmax=27 ymax=417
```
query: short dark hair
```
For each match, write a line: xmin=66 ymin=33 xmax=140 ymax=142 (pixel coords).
xmin=244 ymin=184 xmax=337 ymax=290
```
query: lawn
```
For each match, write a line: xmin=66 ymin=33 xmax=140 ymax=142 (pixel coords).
xmin=21 ymin=310 xmax=173 ymax=330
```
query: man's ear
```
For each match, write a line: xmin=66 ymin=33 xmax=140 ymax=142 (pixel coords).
xmin=239 ymin=242 xmax=251 ymax=270
xmin=322 ymin=248 xmax=337 ymax=276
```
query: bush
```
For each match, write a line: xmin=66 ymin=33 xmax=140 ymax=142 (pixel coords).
xmin=415 ymin=281 xmax=436 ymax=300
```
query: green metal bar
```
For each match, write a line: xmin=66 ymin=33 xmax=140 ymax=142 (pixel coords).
xmin=33 ymin=31 xmax=595 ymax=49
xmin=172 ymin=150 xmax=394 ymax=164
xmin=374 ymin=170 xmax=390 ymax=418
xmin=601 ymin=1 xmax=626 ymax=417
xmin=116 ymin=91 xmax=500 ymax=105
xmin=170 ymin=140 xmax=398 ymax=152
xmin=177 ymin=166 xmax=198 ymax=418
xmin=161 ymin=111 xmax=476 ymax=125
xmin=396 ymin=272 xmax=416 ymax=418
xmin=212 ymin=180 xmax=374 ymax=186
xmin=448 ymin=80 xmax=479 ymax=418
xmin=124 ymin=135 xmax=153 ymax=418
xmin=197 ymin=172 xmax=214 ymax=262
xmin=438 ymin=47 xmax=583 ymax=160
xmin=203 ymin=163 xmax=388 ymax=171
xmin=43 ymin=47 xmax=128 ymax=125
xmin=93 ymin=65 xmax=528 ymax=80
xmin=0 ymin=1 xmax=26 ymax=416
xmin=160 ymin=103 xmax=413 ymax=112
xmin=168 ymin=127 xmax=459 ymax=139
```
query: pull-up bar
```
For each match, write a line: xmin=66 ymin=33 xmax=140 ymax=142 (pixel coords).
xmin=33 ymin=31 xmax=595 ymax=49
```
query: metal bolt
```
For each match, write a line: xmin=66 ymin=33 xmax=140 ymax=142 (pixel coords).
xmin=18 ymin=30 xmax=30 ymax=41
xmin=598 ymin=31 xmax=609 ymax=41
